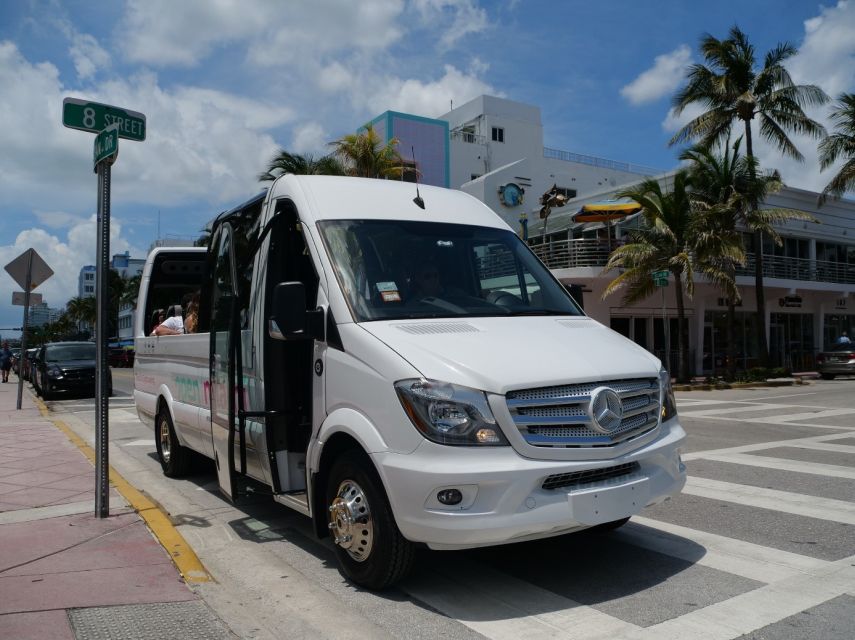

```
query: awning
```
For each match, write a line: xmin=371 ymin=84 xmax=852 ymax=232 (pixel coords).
xmin=572 ymin=198 xmax=641 ymax=223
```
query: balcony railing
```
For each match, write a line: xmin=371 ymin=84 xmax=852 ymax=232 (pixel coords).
xmin=737 ymin=253 xmax=855 ymax=285
xmin=451 ymin=130 xmax=486 ymax=145
xmin=543 ymin=147 xmax=662 ymax=177
xmin=531 ymin=238 xmax=620 ymax=269
xmin=531 ymin=239 xmax=855 ymax=284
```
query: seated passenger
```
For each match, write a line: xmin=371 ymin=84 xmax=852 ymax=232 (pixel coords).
xmin=155 ymin=305 xmax=184 ymax=335
xmin=184 ymin=293 xmax=200 ymax=333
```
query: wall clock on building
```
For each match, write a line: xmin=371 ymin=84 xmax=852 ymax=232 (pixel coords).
xmin=498 ymin=183 xmax=524 ymax=207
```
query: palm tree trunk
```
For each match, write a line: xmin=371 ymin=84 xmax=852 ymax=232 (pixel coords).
xmin=743 ymin=121 xmax=770 ymax=367
xmin=674 ymin=273 xmax=690 ymax=383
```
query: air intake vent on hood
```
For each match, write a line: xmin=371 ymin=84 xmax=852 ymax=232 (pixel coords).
xmin=395 ymin=322 xmax=480 ymax=335
xmin=556 ymin=318 xmax=594 ymax=329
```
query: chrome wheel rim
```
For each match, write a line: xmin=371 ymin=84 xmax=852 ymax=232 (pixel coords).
xmin=329 ymin=479 xmax=373 ymax=562
xmin=159 ymin=418 xmax=171 ymax=463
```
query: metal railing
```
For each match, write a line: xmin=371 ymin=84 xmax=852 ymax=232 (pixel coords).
xmin=543 ymin=147 xmax=662 ymax=177
xmin=531 ymin=238 xmax=620 ymax=269
xmin=738 ymin=253 xmax=855 ymax=285
xmin=531 ymin=239 xmax=855 ymax=285
xmin=451 ymin=130 xmax=486 ymax=145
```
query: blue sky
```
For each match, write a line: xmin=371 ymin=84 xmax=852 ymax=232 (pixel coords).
xmin=1 ymin=0 xmax=854 ymax=336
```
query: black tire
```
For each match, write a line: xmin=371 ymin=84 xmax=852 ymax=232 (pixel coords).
xmin=820 ymin=373 xmax=835 ymax=380
xmin=155 ymin=408 xmax=191 ymax=477
xmin=592 ymin=516 xmax=631 ymax=532
xmin=326 ymin=450 xmax=415 ymax=590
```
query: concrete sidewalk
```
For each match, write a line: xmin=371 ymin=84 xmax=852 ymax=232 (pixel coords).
xmin=0 ymin=374 xmax=235 ymax=639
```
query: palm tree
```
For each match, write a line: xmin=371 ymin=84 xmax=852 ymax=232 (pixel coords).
xmin=329 ymin=123 xmax=405 ymax=179
xmin=66 ymin=296 xmax=96 ymax=332
xmin=819 ymin=93 xmax=855 ymax=205
xmin=602 ymin=172 xmax=729 ymax=382
xmin=258 ymin=150 xmax=345 ymax=182
xmin=682 ymin=138 xmax=813 ymax=377
xmin=669 ymin=26 xmax=829 ymax=366
xmin=121 ymin=274 xmax=142 ymax=307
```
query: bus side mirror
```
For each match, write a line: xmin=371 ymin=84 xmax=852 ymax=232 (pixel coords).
xmin=270 ymin=282 xmax=324 ymax=341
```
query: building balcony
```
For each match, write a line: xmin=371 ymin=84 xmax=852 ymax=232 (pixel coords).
xmin=451 ymin=130 xmax=486 ymax=145
xmin=532 ymin=238 xmax=855 ymax=285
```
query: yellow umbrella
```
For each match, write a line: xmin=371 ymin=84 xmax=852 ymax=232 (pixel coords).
xmin=572 ymin=199 xmax=641 ymax=223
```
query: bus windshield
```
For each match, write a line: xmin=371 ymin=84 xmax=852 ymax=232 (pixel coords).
xmin=317 ymin=220 xmax=583 ymax=322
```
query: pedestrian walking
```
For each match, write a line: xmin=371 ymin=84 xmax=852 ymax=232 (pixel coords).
xmin=1 ymin=341 xmax=13 ymax=383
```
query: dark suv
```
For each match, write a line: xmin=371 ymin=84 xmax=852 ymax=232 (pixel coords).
xmin=33 ymin=342 xmax=112 ymax=400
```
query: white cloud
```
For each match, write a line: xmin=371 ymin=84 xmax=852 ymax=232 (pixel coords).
xmin=119 ymin=0 xmax=406 ymax=68
xmin=291 ymin=122 xmax=329 ymax=155
xmin=413 ymin=0 xmax=489 ymax=49
xmin=350 ymin=63 xmax=496 ymax=118
xmin=788 ymin=1 xmax=855 ymax=97
xmin=0 ymin=215 xmax=145 ymax=328
xmin=621 ymin=45 xmax=692 ymax=106
xmin=68 ymin=32 xmax=110 ymax=80
xmin=0 ymin=42 xmax=292 ymax=212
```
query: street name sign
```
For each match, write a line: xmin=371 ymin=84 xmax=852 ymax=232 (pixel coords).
xmin=63 ymin=97 xmax=146 ymax=141
xmin=12 ymin=292 xmax=42 ymax=306
xmin=94 ymin=124 xmax=119 ymax=169
xmin=653 ymin=269 xmax=669 ymax=287
xmin=4 ymin=249 xmax=54 ymax=290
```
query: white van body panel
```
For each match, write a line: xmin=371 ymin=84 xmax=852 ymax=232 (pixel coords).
xmin=134 ymin=175 xmax=686 ymax=562
xmin=359 ymin=316 xmax=659 ymax=393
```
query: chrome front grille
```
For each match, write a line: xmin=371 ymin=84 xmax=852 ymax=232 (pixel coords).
xmin=506 ymin=378 xmax=660 ymax=447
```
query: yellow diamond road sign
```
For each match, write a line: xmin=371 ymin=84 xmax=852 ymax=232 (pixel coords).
xmin=4 ymin=248 xmax=54 ymax=291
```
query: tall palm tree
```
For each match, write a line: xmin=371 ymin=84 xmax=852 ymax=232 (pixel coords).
xmin=121 ymin=274 xmax=142 ymax=307
xmin=819 ymin=93 xmax=855 ymax=205
xmin=258 ymin=151 xmax=345 ymax=182
xmin=66 ymin=296 xmax=97 ymax=332
xmin=669 ymin=26 xmax=829 ymax=366
xmin=329 ymin=123 xmax=405 ymax=179
xmin=681 ymin=138 xmax=812 ymax=377
xmin=602 ymin=172 xmax=734 ymax=382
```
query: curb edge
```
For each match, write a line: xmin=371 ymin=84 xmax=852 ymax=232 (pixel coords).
xmin=33 ymin=394 xmax=213 ymax=584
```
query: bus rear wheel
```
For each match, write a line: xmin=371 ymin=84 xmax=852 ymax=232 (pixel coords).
xmin=155 ymin=408 xmax=191 ymax=477
xmin=326 ymin=450 xmax=415 ymax=590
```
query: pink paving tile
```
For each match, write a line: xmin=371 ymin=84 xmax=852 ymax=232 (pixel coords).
xmin=0 ymin=564 xmax=197 ymax=614
xmin=0 ymin=609 xmax=75 ymax=640
xmin=5 ymin=519 xmax=173 ymax=577
xmin=0 ymin=512 xmax=141 ymax=572
xmin=1 ymin=469 xmax=85 ymax=486
xmin=0 ymin=481 xmax=25 ymax=495
xmin=43 ymin=475 xmax=98 ymax=493
xmin=1 ymin=486 xmax=84 ymax=508
xmin=0 ymin=500 xmax=26 ymax=511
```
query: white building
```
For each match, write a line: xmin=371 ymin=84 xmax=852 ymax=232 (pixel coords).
xmin=369 ymin=94 xmax=855 ymax=375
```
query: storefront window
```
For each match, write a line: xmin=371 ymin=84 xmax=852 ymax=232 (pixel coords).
xmin=770 ymin=313 xmax=814 ymax=371
xmin=703 ymin=310 xmax=760 ymax=373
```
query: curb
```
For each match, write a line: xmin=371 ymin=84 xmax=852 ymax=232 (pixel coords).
xmin=33 ymin=394 xmax=213 ymax=584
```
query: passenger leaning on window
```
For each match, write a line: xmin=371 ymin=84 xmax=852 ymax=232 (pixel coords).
xmin=154 ymin=305 xmax=184 ymax=335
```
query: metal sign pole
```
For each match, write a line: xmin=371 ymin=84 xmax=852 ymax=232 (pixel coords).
xmin=15 ymin=253 xmax=33 ymax=410
xmin=663 ymin=285 xmax=671 ymax=375
xmin=95 ymin=161 xmax=111 ymax=518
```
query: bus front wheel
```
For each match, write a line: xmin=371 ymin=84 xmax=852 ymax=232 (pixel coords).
xmin=326 ymin=450 xmax=415 ymax=590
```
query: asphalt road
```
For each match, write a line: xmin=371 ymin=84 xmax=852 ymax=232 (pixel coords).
xmin=41 ymin=369 xmax=855 ymax=639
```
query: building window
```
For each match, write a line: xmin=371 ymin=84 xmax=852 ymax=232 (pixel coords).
xmin=491 ymin=127 xmax=504 ymax=143
xmin=85 ymin=273 xmax=94 ymax=280
xmin=554 ymin=186 xmax=577 ymax=199
xmin=84 ymin=285 xmax=94 ymax=293
xmin=470 ymin=174 xmax=481 ymax=181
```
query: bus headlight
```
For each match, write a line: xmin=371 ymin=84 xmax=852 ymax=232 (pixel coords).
xmin=660 ymin=368 xmax=678 ymax=421
xmin=395 ymin=379 xmax=508 ymax=446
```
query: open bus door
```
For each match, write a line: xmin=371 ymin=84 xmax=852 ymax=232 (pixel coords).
xmin=209 ymin=222 xmax=246 ymax=501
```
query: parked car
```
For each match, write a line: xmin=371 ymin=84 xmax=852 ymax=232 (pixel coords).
xmin=33 ymin=342 xmax=112 ymax=400
xmin=816 ymin=343 xmax=855 ymax=380
xmin=108 ymin=348 xmax=135 ymax=368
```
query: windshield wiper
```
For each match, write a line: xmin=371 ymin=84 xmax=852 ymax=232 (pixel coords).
xmin=504 ymin=309 xmax=577 ymax=316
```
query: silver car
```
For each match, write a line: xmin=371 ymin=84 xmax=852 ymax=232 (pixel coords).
xmin=817 ymin=343 xmax=855 ymax=380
